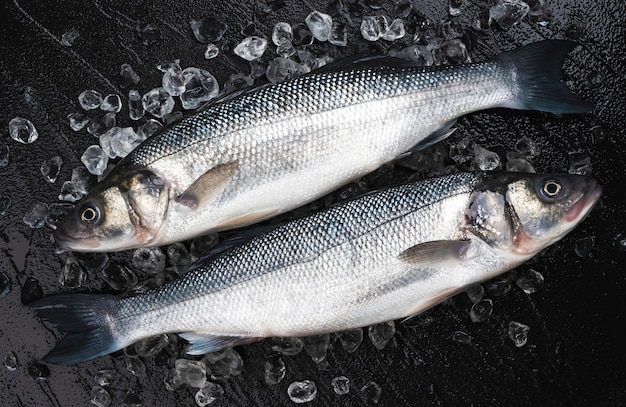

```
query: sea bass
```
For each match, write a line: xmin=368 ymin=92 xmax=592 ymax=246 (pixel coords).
xmin=34 ymin=172 xmax=600 ymax=365
xmin=54 ymin=40 xmax=591 ymax=252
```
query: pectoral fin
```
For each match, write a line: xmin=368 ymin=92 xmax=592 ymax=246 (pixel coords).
xmin=398 ymin=240 xmax=471 ymax=265
xmin=179 ymin=332 xmax=259 ymax=355
xmin=176 ymin=161 xmax=239 ymax=210
xmin=214 ymin=208 xmax=280 ymax=230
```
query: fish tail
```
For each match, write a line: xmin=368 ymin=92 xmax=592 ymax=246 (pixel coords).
xmin=498 ymin=40 xmax=593 ymax=113
xmin=31 ymin=293 xmax=123 ymax=365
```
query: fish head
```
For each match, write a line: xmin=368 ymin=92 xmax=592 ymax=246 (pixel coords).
xmin=54 ymin=168 xmax=171 ymax=252
xmin=462 ymin=173 xmax=601 ymax=257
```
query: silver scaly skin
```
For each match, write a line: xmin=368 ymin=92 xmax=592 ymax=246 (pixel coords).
xmin=33 ymin=171 xmax=601 ymax=364
xmin=53 ymin=40 xmax=591 ymax=251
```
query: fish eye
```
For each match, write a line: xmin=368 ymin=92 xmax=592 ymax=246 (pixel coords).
xmin=80 ymin=203 xmax=101 ymax=225
xmin=542 ymin=180 xmax=562 ymax=198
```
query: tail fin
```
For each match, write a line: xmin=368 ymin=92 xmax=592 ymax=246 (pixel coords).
xmin=498 ymin=40 xmax=593 ymax=113
xmin=31 ymin=294 xmax=121 ymax=365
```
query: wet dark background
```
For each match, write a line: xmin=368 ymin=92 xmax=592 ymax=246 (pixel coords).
xmin=1 ymin=0 xmax=625 ymax=406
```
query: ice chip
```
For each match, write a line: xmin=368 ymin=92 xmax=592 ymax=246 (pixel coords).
xmin=473 ymin=144 xmax=501 ymax=171
xmin=452 ymin=331 xmax=473 ymax=344
xmin=508 ymin=321 xmax=530 ymax=347
xmin=135 ymin=334 xmax=169 ymax=358
xmin=4 ymin=351 xmax=18 ymax=371
xmin=72 ymin=166 xmax=95 ymax=195
xmin=272 ymin=22 xmax=293 ymax=45
xmin=449 ymin=136 xmax=474 ymax=164
xmin=292 ymin=23 xmax=313 ymax=46
xmin=486 ymin=277 xmax=512 ymax=297
xmin=120 ymin=63 xmax=141 ymax=87
xmin=264 ymin=353 xmax=286 ymax=385
xmin=135 ymin=23 xmax=161 ymax=45
xmin=433 ymin=39 xmax=471 ymax=65
xmin=137 ymin=119 xmax=163 ymax=139
xmin=361 ymin=15 xmax=389 ymax=41
xmin=142 ymin=87 xmax=175 ymax=118
xmin=277 ymin=41 xmax=296 ymax=57
xmin=514 ymin=136 xmax=539 ymax=158
xmin=94 ymin=369 xmax=115 ymax=387
xmin=8 ymin=117 xmax=38 ymax=144
xmin=223 ymin=73 xmax=253 ymax=95
xmin=190 ymin=18 xmax=228 ymax=43
xmin=81 ymin=145 xmax=109 ymax=175
xmin=489 ymin=0 xmax=530 ymax=30
xmin=59 ymin=257 xmax=87 ymax=288
xmin=287 ymin=380 xmax=317 ymax=404
xmin=127 ymin=90 xmax=145 ymax=120
xmin=0 ymin=272 xmax=10 ymax=299
xmin=133 ymin=247 xmax=166 ymax=274
xmin=336 ymin=329 xmax=364 ymax=353
xmin=506 ymin=157 xmax=536 ymax=173
xmin=303 ymin=334 xmax=331 ymax=363
xmin=87 ymin=112 xmax=116 ymax=137
xmin=329 ymin=22 xmax=347 ymax=46
xmin=79 ymin=90 xmax=103 ymax=110
xmin=59 ymin=181 xmax=84 ymax=202
xmin=234 ymin=36 xmax=267 ymax=61
xmin=394 ymin=0 xmax=412 ymax=18
xmin=102 ymin=262 xmax=138 ymax=291
xmin=190 ymin=234 xmax=219 ymax=258
xmin=565 ymin=20 xmax=585 ymax=39
xmin=266 ymin=57 xmax=310 ymax=84
xmin=164 ymin=368 xmax=185 ymax=391
xmin=167 ymin=243 xmax=193 ymax=268
xmin=449 ymin=0 xmax=467 ymax=16
xmin=332 ymin=376 xmax=350 ymax=395
xmin=21 ymin=277 xmax=43 ymax=304
xmin=195 ymin=382 xmax=224 ymax=406
xmin=202 ymin=348 xmax=243 ymax=379
xmin=568 ymin=151 xmax=592 ymax=175
xmin=270 ymin=337 xmax=304 ymax=356
xmin=175 ymin=359 xmax=207 ymax=388
xmin=111 ymin=127 xmax=143 ymax=158
xmin=28 ymin=361 xmax=50 ymax=382
xmin=125 ymin=357 xmax=146 ymax=376
xmin=204 ymin=43 xmax=219 ymax=59
xmin=181 ymin=67 xmax=220 ymax=110
xmin=159 ymin=61 xmax=185 ymax=97
xmin=0 ymin=196 xmax=11 ymax=216
xmin=368 ymin=321 xmax=395 ymax=350
xmin=575 ymin=236 xmax=595 ymax=257
xmin=0 ymin=144 xmax=8 ymax=168
xmin=526 ymin=0 xmax=550 ymax=25
xmin=121 ymin=390 xmax=142 ymax=407
xmin=382 ymin=18 xmax=405 ymax=41
xmin=305 ymin=11 xmax=333 ymax=42
xmin=360 ymin=381 xmax=382 ymax=405
xmin=466 ymin=284 xmax=484 ymax=304
xmin=516 ymin=269 xmax=544 ymax=294
xmin=390 ymin=45 xmax=434 ymax=66
xmin=90 ymin=386 xmax=111 ymax=407
xmin=67 ymin=112 xmax=89 ymax=131
xmin=100 ymin=94 xmax=122 ymax=113
xmin=61 ymin=29 xmax=80 ymax=46
xmin=23 ymin=202 xmax=48 ymax=229
xmin=470 ymin=299 xmax=493 ymax=322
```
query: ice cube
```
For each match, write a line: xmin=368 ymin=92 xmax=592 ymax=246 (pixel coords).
xmin=8 ymin=117 xmax=38 ymax=144
xmin=164 ymin=368 xmax=185 ymax=391
xmin=272 ymin=22 xmax=293 ymax=45
xmin=204 ymin=44 xmax=219 ymax=59
xmin=485 ymin=278 xmax=512 ymax=297
xmin=473 ymin=144 xmax=501 ymax=171
xmin=565 ymin=20 xmax=585 ymax=39
xmin=121 ymin=390 xmax=142 ymax=407
xmin=390 ymin=45 xmax=434 ymax=66
xmin=223 ymin=72 xmax=253 ymax=96
xmin=516 ymin=269 xmax=544 ymax=294
xmin=303 ymin=334 xmax=331 ymax=363
xmin=81 ymin=145 xmax=109 ymax=175
xmin=21 ymin=277 xmax=43 ymax=304
xmin=508 ymin=321 xmax=530 ymax=347
xmin=332 ymin=376 xmax=350 ymax=395
xmin=506 ymin=157 xmax=536 ymax=173
xmin=175 ymin=359 xmax=207 ymax=388
xmin=39 ymin=156 xmax=62 ymax=183
xmin=0 ymin=196 xmax=11 ymax=215
xmin=292 ymin=23 xmax=313 ymax=46
xmin=489 ymin=0 xmax=530 ymax=30
xmin=264 ymin=0 xmax=287 ymax=13
xmin=132 ymin=247 xmax=166 ymax=274
xmin=568 ymin=151 xmax=592 ymax=175
xmin=135 ymin=334 xmax=169 ymax=358
xmin=59 ymin=181 xmax=84 ymax=202
xmin=361 ymin=15 xmax=389 ymax=41
xmin=514 ymin=136 xmax=539 ymax=158
xmin=59 ymin=257 xmax=87 ymax=288
xmin=159 ymin=61 xmax=185 ymax=97
xmin=234 ymin=36 xmax=267 ymax=61
xmin=61 ymin=29 xmax=80 ymax=46
xmin=305 ymin=11 xmax=333 ymax=42
xmin=452 ymin=331 xmax=473 ymax=344
xmin=336 ymin=329 xmax=364 ymax=353
xmin=449 ymin=0 xmax=467 ymax=16
xmin=167 ymin=243 xmax=192 ymax=268
xmin=203 ymin=348 xmax=243 ymax=379
xmin=190 ymin=18 xmax=228 ymax=43
xmin=270 ymin=337 xmax=304 ymax=356
xmin=110 ymin=127 xmax=143 ymax=158
xmin=28 ymin=361 xmax=50 ymax=382
xmin=266 ymin=57 xmax=310 ymax=84
xmin=264 ymin=353 xmax=286 ymax=385
xmin=100 ymin=94 xmax=122 ymax=113
xmin=86 ymin=112 xmax=116 ymax=137
xmin=94 ymin=369 xmax=115 ymax=387
xmin=120 ymin=63 xmax=141 ymax=87
xmin=360 ymin=381 xmax=382 ymax=405
xmin=433 ymin=39 xmax=471 ymax=65
xmin=137 ymin=119 xmax=163 ymax=139
xmin=181 ymin=67 xmax=220 ymax=110
xmin=382 ymin=19 xmax=405 ymax=41
xmin=368 ymin=321 xmax=395 ymax=350
xmin=190 ymin=234 xmax=219 ymax=258
xmin=0 ymin=272 xmax=10 ymax=299
xmin=90 ymin=386 xmax=111 ymax=407
xmin=329 ymin=22 xmax=347 ymax=46
xmin=78 ymin=90 xmax=103 ymax=110
xmin=449 ymin=136 xmax=474 ymax=164
xmin=277 ymin=41 xmax=296 ymax=57
xmin=287 ymin=380 xmax=317 ymax=404
xmin=142 ymin=87 xmax=175 ymax=118
xmin=135 ymin=23 xmax=161 ymax=45
xmin=526 ymin=0 xmax=550 ymax=25
xmin=23 ymin=202 xmax=48 ymax=229
xmin=575 ymin=236 xmax=595 ymax=257
xmin=125 ymin=357 xmax=146 ymax=376
xmin=0 ymin=144 xmax=8 ymax=168
xmin=102 ymin=262 xmax=138 ymax=291
xmin=195 ymin=382 xmax=224 ymax=406
xmin=128 ymin=90 xmax=145 ymax=120
xmin=469 ymin=299 xmax=493 ymax=322
xmin=67 ymin=112 xmax=89 ymax=131
xmin=4 ymin=351 xmax=18 ymax=371
xmin=465 ymin=284 xmax=484 ymax=304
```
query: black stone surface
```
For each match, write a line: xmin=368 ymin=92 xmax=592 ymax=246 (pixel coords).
xmin=1 ymin=0 xmax=625 ymax=406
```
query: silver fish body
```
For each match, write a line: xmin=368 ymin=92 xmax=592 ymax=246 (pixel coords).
xmin=34 ymin=171 xmax=601 ymax=364
xmin=54 ymin=40 xmax=591 ymax=251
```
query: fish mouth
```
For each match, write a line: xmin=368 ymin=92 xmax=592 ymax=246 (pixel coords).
xmin=563 ymin=179 xmax=602 ymax=224
xmin=53 ymin=229 xmax=102 ymax=251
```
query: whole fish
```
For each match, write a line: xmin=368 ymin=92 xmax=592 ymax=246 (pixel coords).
xmin=33 ymin=171 xmax=600 ymax=365
xmin=54 ymin=40 xmax=591 ymax=252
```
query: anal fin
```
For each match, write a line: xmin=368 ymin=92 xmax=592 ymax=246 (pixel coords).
xmin=176 ymin=161 xmax=239 ymax=210
xmin=215 ymin=208 xmax=280 ymax=230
